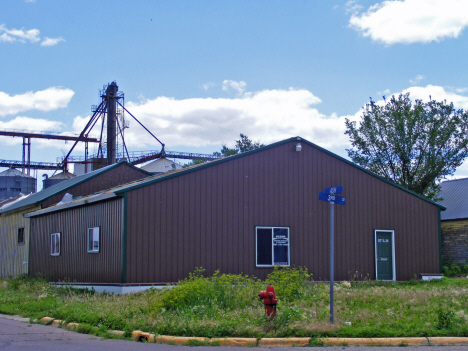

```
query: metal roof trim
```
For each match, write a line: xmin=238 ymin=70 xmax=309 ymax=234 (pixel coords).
xmin=113 ymin=136 xmax=445 ymax=210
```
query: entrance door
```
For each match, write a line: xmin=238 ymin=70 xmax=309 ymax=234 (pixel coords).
xmin=375 ymin=230 xmax=395 ymax=281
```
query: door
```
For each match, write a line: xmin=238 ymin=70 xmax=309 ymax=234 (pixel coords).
xmin=375 ymin=230 xmax=395 ymax=281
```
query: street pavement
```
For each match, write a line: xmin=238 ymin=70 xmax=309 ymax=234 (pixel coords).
xmin=1 ymin=314 xmax=467 ymax=351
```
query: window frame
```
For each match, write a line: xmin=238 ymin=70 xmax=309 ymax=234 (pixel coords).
xmin=87 ymin=226 xmax=100 ymax=254
xmin=17 ymin=227 xmax=25 ymax=245
xmin=255 ymin=226 xmax=290 ymax=267
xmin=50 ymin=232 xmax=60 ymax=256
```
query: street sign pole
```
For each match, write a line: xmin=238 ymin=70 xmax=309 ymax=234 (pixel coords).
xmin=318 ymin=185 xmax=345 ymax=325
xmin=330 ymin=202 xmax=334 ymax=324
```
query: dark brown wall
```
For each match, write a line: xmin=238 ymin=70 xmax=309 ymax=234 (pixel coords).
xmin=125 ymin=140 xmax=440 ymax=283
xmin=441 ymin=219 xmax=468 ymax=265
xmin=41 ymin=163 xmax=148 ymax=208
xmin=29 ymin=198 xmax=122 ymax=283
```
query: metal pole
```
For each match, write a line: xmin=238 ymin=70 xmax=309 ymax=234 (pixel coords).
xmin=330 ymin=202 xmax=334 ymax=324
xmin=22 ymin=137 xmax=26 ymax=174
xmin=27 ymin=137 xmax=31 ymax=175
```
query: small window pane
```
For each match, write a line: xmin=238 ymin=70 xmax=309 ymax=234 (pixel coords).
xmin=17 ymin=228 xmax=25 ymax=244
xmin=51 ymin=233 xmax=60 ymax=256
xmin=256 ymin=228 xmax=273 ymax=266
xmin=273 ymin=228 xmax=289 ymax=265
xmin=88 ymin=227 xmax=100 ymax=253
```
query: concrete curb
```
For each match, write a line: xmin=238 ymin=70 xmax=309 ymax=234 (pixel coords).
xmin=36 ymin=316 xmax=468 ymax=347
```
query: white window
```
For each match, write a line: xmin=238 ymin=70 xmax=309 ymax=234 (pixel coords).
xmin=51 ymin=233 xmax=60 ymax=256
xmin=255 ymin=226 xmax=290 ymax=267
xmin=88 ymin=227 xmax=100 ymax=253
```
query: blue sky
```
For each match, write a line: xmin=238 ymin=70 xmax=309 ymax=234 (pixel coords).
xmin=1 ymin=0 xmax=468 ymax=181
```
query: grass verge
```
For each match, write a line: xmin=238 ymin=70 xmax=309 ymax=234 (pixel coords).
xmin=1 ymin=268 xmax=467 ymax=338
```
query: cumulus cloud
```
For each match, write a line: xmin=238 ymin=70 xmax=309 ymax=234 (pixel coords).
xmin=0 ymin=24 xmax=64 ymax=46
xmin=0 ymin=116 xmax=65 ymax=147
xmin=0 ymin=116 xmax=64 ymax=131
xmin=0 ymin=24 xmax=40 ymax=43
xmin=40 ymin=37 xmax=65 ymax=46
xmin=99 ymin=87 xmax=352 ymax=153
xmin=222 ymin=80 xmax=247 ymax=95
xmin=0 ymin=87 xmax=75 ymax=117
xmin=349 ymin=0 xmax=468 ymax=44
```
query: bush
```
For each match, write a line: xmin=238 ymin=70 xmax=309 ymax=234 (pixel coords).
xmin=265 ymin=266 xmax=312 ymax=302
xmin=153 ymin=268 xmax=262 ymax=312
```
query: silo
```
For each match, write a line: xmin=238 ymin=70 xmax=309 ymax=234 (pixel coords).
xmin=42 ymin=170 xmax=76 ymax=189
xmin=0 ymin=168 xmax=36 ymax=200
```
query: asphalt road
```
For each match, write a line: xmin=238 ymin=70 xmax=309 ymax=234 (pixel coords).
xmin=1 ymin=314 xmax=467 ymax=351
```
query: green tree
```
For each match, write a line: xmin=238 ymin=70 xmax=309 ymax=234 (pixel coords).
xmin=213 ymin=133 xmax=265 ymax=157
xmin=345 ymin=93 xmax=468 ymax=200
xmin=184 ymin=134 xmax=265 ymax=167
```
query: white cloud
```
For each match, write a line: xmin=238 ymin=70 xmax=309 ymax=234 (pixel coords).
xmin=409 ymin=75 xmax=424 ymax=85
xmin=0 ymin=24 xmax=64 ymax=46
xmin=202 ymin=82 xmax=215 ymax=91
xmin=222 ymin=80 xmax=247 ymax=95
xmin=0 ymin=116 xmax=64 ymax=131
xmin=0 ymin=87 xmax=75 ymax=117
xmin=0 ymin=116 xmax=65 ymax=146
xmin=349 ymin=0 xmax=468 ymax=44
xmin=345 ymin=0 xmax=363 ymax=15
xmin=402 ymin=84 xmax=468 ymax=109
xmin=40 ymin=37 xmax=65 ymax=47
xmin=108 ymin=86 xmax=353 ymax=153
xmin=0 ymin=24 xmax=40 ymax=43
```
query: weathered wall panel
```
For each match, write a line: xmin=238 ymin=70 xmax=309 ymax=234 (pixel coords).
xmin=0 ymin=206 xmax=39 ymax=278
xmin=441 ymin=220 xmax=468 ymax=265
xmin=42 ymin=163 xmax=148 ymax=208
xmin=29 ymin=198 xmax=122 ymax=283
xmin=125 ymin=140 xmax=440 ymax=283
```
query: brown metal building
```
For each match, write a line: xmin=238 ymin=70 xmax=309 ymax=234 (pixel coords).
xmin=0 ymin=161 xmax=151 ymax=278
xmin=27 ymin=137 xmax=444 ymax=285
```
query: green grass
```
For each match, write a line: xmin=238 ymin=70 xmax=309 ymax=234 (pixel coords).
xmin=1 ymin=269 xmax=468 ymax=338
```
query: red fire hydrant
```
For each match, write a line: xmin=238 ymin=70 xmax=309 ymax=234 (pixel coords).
xmin=258 ymin=285 xmax=277 ymax=317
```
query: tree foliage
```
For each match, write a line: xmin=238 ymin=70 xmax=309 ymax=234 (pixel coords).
xmin=184 ymin=134 xmax=265 ymax=167
xmin=345 ymin=93 xmax=468 ymax=200
xmin=213 ymin=133 xmax=265 ymax=158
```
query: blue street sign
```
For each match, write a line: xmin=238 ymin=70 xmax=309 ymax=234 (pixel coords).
xmin=323 ymin=185 xmax=343 ymax=195
xmin=319 ymin=192 xmax=346 ymax=205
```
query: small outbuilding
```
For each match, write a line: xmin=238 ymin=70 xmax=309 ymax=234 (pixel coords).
xmin=27 ymin=137 xmax=445 ymax=288
xmin=0 ymin=162 xmax=151 ymax=278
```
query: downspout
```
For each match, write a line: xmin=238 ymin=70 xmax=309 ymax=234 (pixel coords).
xmin=121 ymin=193 xmax=128 ymax=284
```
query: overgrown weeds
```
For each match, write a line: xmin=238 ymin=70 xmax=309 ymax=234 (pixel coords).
xmin=1 ymin=269 xmax=468 ymax=338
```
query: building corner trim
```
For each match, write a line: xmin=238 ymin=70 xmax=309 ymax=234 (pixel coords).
xmin=438 ymin=208 xmax=442 ymax=273
xmin=121 ymin=193 xmax=128 ymax=284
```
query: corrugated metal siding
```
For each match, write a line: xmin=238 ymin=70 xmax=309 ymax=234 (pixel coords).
xmin=29 ymin=198 xmax=122 ymax=283
xmin=125 ymin=141 xmax=440 ymax=283
xmin=41 ymin=164 xmax=148 ymax=208
xmin=0 ymin=206 xmax=39 ymax=278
